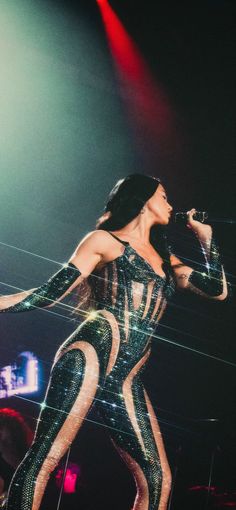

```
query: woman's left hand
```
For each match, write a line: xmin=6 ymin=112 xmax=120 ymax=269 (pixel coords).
xmin=187 ymin=208 xmax=212 ymax=241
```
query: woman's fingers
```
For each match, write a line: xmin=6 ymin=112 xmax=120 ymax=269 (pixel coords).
xmin=186 ymin=208 xmax=197 ymax=228
xmin=187 ymin=208 xmax=196 ymax=219
xmin=186 ymin=209 xmax=212 ymax=238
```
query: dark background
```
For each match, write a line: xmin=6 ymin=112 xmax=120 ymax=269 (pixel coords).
xmin=0 ymin=0 xmax=235 ymax=508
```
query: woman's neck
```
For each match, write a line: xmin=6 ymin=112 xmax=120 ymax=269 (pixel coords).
xmin=116 ymin=216 xmax=153 ymax=245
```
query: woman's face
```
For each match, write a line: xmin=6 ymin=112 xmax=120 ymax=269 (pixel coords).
xmin=147 ymin=184 xmax=173 ymax=225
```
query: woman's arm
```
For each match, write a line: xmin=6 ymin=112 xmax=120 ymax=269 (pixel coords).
xmin=0 ymin=289 xmax=37 ymax=309
xmin=0 ymin=231 xmax=107 ymax=312
xmin=170 ymin=209 xmax=228 ymax=301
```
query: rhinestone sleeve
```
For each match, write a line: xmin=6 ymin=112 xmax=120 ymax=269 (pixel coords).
xmin=188 ymin=237 xmax=224 ymax=296
xmin=0 ymin=263 xmax=81 ymax=312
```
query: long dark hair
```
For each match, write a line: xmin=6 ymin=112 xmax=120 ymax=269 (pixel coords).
xmin=73 ymin=174 xmax=172 ymax=317
xmin=96 ymin=174 xmax=172 ymax=274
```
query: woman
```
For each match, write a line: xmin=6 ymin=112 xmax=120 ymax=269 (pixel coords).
xmin=0 ymin=174 xmax=227 ymax=510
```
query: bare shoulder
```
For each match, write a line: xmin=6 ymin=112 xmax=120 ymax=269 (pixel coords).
xmin=69 ymin=229 xmax=128 ymax=275
xmin=69 ymin=230 xmax=117 ymax=275
xmin=77 ymin=230 xmax=115 ymax=254
xmin=76 ymin=229 xmax=125 ymax=267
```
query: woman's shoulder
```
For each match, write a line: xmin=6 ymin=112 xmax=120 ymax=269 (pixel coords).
xmin=78 ymin=230 xmax=126 ymax=266
xmin=82 ymin=229 xmax=112 ymax=240
xmin=79 ymin=229 xmax=115 ymax=251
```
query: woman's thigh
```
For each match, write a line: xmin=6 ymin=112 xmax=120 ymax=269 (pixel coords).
xmin=99 ymin=376 xmax=171 ymax=509
xmin=7 ymin=318 xmax=110 ymax=510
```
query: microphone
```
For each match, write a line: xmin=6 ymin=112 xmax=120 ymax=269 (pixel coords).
xmin=175 ymin=211 xmax=208 ymax=224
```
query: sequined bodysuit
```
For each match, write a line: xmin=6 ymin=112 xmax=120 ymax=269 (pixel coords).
xmin=2 ymin=231 xmax=224 ymax=510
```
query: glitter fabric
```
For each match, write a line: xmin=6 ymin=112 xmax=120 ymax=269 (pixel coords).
xmin=4 ymin=231 xmax=224 ymax=509
xmin=188 ymin=238 xmax=224 ymax=296
xmin=0 ymin=263 xmax=81 ymax=312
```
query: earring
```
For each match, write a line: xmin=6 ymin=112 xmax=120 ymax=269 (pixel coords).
xmin=141 ymin=208 xmax=146 ymax=214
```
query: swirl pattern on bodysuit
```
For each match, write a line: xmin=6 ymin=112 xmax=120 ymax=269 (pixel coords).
xmin=6 ymin=234 xmax=176 ymax=510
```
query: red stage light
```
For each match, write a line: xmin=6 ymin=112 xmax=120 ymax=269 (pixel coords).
xmin=97 ymin=0 xmax=181 ymax=163
xmin=55 ymin=462 xmax=81 ymax=494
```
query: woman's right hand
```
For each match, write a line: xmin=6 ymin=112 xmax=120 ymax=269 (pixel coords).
xmin=0 ymin=289 xmax=36 ymax=311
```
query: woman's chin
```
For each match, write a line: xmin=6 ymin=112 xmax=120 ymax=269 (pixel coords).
xmin=154 ymin=218 xmax=169 ymax=226
xmin=163 ymin=218 xmax=170 ymax=225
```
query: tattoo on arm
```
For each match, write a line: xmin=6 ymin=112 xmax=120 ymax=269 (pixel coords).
xmin=177 ymin=273 xmax=189 ymax=280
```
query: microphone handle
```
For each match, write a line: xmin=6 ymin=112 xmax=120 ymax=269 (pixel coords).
xmin=175 ymin=211 xmax=208 ymax=224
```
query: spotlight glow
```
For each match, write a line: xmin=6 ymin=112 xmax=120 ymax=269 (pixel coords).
xmin=97 ymin=0 xmax=179 ymax=158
